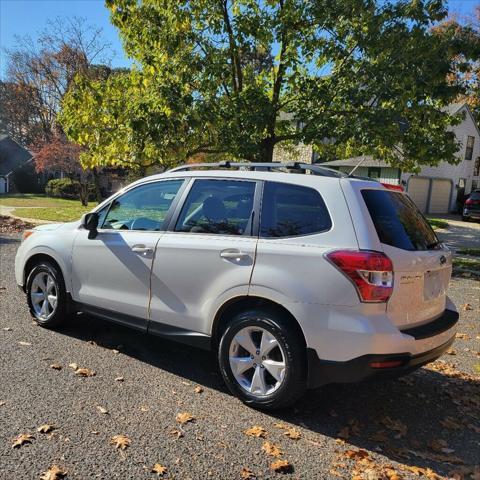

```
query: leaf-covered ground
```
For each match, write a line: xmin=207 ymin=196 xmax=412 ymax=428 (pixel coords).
xmin=0 ymin=234 xmax=479 ymax=479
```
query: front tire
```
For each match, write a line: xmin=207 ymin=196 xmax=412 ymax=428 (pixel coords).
xmin=26 ymin=261 xmax=67 ymax=328
xmin=218 ymin=309 xmax=306 ymax=410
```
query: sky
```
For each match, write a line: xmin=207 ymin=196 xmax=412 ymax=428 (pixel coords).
xmin=0 ymin=0 xmax=132 ymax=78
xmin=0 ymin=0 xmax=478 ymax=79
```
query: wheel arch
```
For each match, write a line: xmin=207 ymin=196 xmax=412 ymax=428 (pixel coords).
xmin=24 ymin=253 xmax=67 ymax=291
xmin=211 ymin=295 xmax=307 ymax=350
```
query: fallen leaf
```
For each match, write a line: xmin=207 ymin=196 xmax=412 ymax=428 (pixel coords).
xmin=337 ymin=427 xmax=350 ymax=440
xmin=429 ymin=438 xmax=454 ymax=453
xmin=115 ymin=376 xmax=124 ymax=382
xmin=3 ymin=327 xmax=12 ymax=331
xmin=169 ymin=429 xmax=184 ymax=438
xmin=40 ymin=465 xmax=67 ymax=480
xmin=140 ymin=406 xmax=149 ymax=412
xmin=75 ymin=368 xmax=96 ymax=377
xmin=97 ymin=406 xmax=109 ymax=415
xmin=455 ymin=333 xmax=469 ymax=340
xmin=440 ymin=417 xmax=462 ymax=430
xmin=176 ymin=412 xmax=195 ymax=424
xmin=194 ymin=386 xmax=204 ymax=394
xmin=111 ymin=434 xmax=130 ymax=450
xmin=12 ymin=433 xmax=34 ymax=448
xmin=240 ymin=467 xmax=256 ymax=479
xmin=245 ymin=426 xmax=266 ymax=438
xmin=270 ymin=459 xmax=292 ymax=473
xmin=262 ymin=441 xmax=283 ymax=457
xmin=0 ymin=401 xmax=5 ymax=406
xmin=112 ymin=349 xmax=120 ymax=354
xmin=283 ymin=428 xmax=301 ymax=440
xmin=369 ymin=430 xmax=389 ymax=443
xmin=463 ymin=303 xmax=473 ymax=311
xmin=344 ymin=449 xmax=370 ymax=460
xmin=50 ymin=363 xmax=62 ymax=370
xmin=151 ymin=463 xmax=167 ymax=476
xmin=68 ymin=363 xmax=78 ymax=370
xmin=381 ymin=416 xmax=407 ymax=438
xmin=18 ymin=341 xmax=31 ymax=346
xmin=447 ymin=348 xmax=457 ymax=355
xmin=37 ymin=424 xmax=55 ymax=434
xmin=88 ymin=340 xmax=97 ymax=346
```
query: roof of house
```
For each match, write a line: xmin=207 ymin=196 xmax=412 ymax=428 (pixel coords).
xmin=320 ymin=156 xmax=390 ymax=168
xmin=0 ymin=134 xmax=32 ymax=176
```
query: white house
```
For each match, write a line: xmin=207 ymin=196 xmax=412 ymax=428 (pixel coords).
xmin=317 ymin=103 xmax=480 ymax=214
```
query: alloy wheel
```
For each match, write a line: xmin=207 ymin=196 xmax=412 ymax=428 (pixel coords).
xmin=30 ymin=271 xmax=58 ymax=321
xmin=228 ymin=326 xmax=286 ymax=396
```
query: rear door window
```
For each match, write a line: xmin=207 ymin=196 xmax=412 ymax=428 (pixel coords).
xmin=260 ymin=182 xmax=331 ymax=237
xmin=362 ymin=189 xmax=439 ymax=251
xmin=175 ymin=179 xmax=256 ymax=235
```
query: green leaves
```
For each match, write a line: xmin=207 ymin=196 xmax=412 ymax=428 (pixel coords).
xmin=60 ymin=0 xmax=467 ymax=169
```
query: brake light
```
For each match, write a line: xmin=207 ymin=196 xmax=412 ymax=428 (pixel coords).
xmin=466 ymin=198 xmax=480 ymax=205
xmin=381 ymin=183 xmax=404 ymax=192
xmin=326 ymin=250 xmax=394 ymax=303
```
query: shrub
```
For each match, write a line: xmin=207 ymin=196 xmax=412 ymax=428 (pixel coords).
xmin=45 ymin=178 xmax=80 ymax=199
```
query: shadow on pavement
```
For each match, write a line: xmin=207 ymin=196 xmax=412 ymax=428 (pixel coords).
xmin=58 ymin=312 xmax=480 ymax=478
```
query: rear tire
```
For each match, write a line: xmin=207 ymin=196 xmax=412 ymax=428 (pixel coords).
xmin=26 ymin=261 xmax=67 ymax=328
xmin=218 ymin=308 xmax=306 ymax=410
xmin=462 ymin=215 xmax=469 ymax=222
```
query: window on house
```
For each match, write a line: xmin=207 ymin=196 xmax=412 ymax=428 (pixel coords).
xmin=367 ymin=167 xmax=381 ymax=179
xmin=465 ymin=136 xmax=475 ymax=160
xmin=474 ymin=157 xmax=480 ymax=176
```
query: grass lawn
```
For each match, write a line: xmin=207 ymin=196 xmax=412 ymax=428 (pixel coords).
xmin=0 ymin=194 xmax=86 ymax=208
xmin=453 ymin=257 xmax=480 ymax=272
xmin=12 ymin=206 xmax=93 ymax=222
xmin=428 ymin=218 xmax=449 ymax=230
xmin=457 ymin=248 xmax=480 ymax=257
xmin=0 ymin=194 xmax=97 ymax=222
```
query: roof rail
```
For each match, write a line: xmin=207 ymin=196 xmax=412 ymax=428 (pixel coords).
xmin=167 ymin=161 xmax=347 ymax=178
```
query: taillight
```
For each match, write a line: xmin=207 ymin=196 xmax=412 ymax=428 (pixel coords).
xmin=466 ymin=198 xmax=480 ymax=205
xmin=326 ymin=250 xmax=394 ymax=303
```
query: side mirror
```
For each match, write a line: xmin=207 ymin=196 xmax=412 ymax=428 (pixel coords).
xmin=81 ymin=212 xmax=99 ymax=239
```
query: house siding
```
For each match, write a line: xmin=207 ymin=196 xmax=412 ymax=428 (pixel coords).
xmin=401 ymin=105 xmax=480 ymax=211
xmin=336 ymin=166 xmax=400 ymax=185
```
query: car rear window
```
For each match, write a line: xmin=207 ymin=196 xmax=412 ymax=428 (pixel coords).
xmin=470 ymin=191 xmax=480 ymax=200
xmin=362 ymin=189 xmax=439 ymax=251
xmin=260 ymin=182 xmax=332 ymax=237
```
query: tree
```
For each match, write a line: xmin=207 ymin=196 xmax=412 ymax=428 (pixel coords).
xmin=62 ymin=0 xmax=470 ymax=170
xmin=2 ymin=16 xmax=112 ymax=145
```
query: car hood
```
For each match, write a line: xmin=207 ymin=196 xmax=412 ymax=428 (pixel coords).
xmin=33 ymin=221 xmax=80 ymax=232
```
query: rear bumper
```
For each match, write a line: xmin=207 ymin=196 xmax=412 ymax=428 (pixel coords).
xmin=307 ymin=308 xmax=459 ymax=388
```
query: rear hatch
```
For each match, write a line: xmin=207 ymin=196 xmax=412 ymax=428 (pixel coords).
xmin=465 ymin=190 xmax=480 ymax=213
xmin=361 ymin=189 xmax=452 ymax=328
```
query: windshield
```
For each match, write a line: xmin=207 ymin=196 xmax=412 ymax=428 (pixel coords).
xmin=362 ymin=189 xmax=439 ymax=251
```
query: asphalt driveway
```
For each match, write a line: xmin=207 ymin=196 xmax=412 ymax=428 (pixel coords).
xmin=1 ymin=233 xmax=479 ymax=479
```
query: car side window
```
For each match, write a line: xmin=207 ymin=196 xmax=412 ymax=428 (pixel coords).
xmin=102 ymin=180 xmax=184 ymax=231
xmin=175 ymin=179 xmax=255 ymax=236
xmin=260 ymin=182 xmax=332 ymax=237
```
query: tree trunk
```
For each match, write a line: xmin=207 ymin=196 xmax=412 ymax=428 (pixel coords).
xmin=259 ymin=136 xmax=275 ymax=162
xmin=92 ymin=168 xmax=102 ymax=202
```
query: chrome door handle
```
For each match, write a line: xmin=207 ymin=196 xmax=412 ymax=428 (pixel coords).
xmin=131 ymin=244 xmax=154 ymax=255
xmin=220 ymin=249 xmax=250 ymax=260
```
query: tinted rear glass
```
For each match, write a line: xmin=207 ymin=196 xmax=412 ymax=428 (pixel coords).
xmin=470 ymin=191 xmax=480 ymax=200
xmin=260 ymin=182 xmax=332 ymax=237
xmin=362 ymin=189 xmax=439 ymax=251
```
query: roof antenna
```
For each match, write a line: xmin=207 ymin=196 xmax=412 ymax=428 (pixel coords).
xmin=348 ymin=155 xmax=367 ymax=176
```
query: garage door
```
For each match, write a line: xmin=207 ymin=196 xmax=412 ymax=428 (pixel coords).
xmin=429 ymin=179 xmax=452 ymax=214
xmin=407 ymin=177 xmax=429 ymax=213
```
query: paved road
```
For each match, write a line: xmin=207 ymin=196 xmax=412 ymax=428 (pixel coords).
xmin=434 ymin=217 xmax=480 ymax=251
xmin=1 ymin=234 xmax=479 ymax=479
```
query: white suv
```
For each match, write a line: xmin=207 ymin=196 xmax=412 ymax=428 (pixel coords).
xmin=15 ymin=162 xmax=458 ymax=409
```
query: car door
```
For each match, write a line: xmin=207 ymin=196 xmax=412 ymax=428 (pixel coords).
xmin=71 ymin=179 xmax=186 ymax=329
xmin=149 ymin=178 xmax=260 ymax=340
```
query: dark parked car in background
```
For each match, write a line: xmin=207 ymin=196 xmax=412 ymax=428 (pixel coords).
xmin=463 ymin=190 xmax=480 ymax=222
